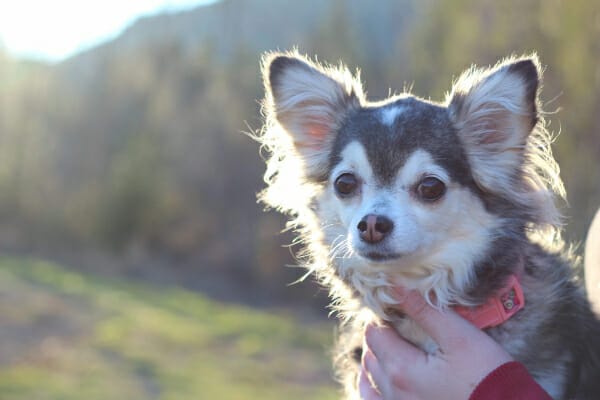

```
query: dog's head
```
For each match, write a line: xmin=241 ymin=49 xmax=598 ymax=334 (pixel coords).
xmin=259 ymin=52 xmax=563 ymax=313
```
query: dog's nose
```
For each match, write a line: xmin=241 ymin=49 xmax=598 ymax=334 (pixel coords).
xmin=357 ymin=214 xmax=394 ymax=244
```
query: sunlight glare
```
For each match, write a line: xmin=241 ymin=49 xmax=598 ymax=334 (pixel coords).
xmin=0 ymin=0 xmax=213 ymax=61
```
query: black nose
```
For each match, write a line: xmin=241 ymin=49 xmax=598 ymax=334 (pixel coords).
xmin=357 ymin=214 xmax=394 ymax=244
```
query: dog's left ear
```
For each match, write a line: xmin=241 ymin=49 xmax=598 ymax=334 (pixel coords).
xmin=448 ymin=56 xmax=540 ymax=193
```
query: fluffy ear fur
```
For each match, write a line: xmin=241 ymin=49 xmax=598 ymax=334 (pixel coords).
xmin=448 ymin=57 xmax=541 ymax=194
xmin=262 ymin=52 xmax=363 ymax=180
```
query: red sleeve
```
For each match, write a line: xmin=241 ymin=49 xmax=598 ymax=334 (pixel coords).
xmin=469 ymin=361 xmax=553 ymax=400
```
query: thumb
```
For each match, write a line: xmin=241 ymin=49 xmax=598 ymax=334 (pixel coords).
xmin=393 ymin=287 xmax=483 ymax=350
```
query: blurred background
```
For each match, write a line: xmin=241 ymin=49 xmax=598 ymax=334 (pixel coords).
xmin=0 ymin=0 xmax=599 ymax=398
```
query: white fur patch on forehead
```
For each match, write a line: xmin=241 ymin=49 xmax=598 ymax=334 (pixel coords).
xmin=397 ymin=149 xmax=450 ymax=186
xmin=379 ymin=105 xmax=406 ymax=127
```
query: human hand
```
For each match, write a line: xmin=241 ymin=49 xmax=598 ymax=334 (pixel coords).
xmin=359 ymin=288 xmax=513 ymax=400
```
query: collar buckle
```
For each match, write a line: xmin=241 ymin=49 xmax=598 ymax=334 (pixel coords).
xmin=455 ymin=275 xmax=525 ymax=329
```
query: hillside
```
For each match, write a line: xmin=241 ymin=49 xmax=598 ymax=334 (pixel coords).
xmin=0 ymin=257 xmax=337 ymax=399
xmin=65 ymin=0 xmax=417 ymax=68
xmin=0 ymin=0 xmax=598 ymax=312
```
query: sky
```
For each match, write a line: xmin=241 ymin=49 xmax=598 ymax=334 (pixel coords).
xmin=0 ymin=0 xmax=216 ymax=62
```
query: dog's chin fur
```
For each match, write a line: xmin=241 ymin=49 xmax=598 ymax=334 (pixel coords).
xmin=256 ymin=50 xmax=600 ymax=399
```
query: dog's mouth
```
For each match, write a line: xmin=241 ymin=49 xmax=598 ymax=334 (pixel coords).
xmin=361 ymin=251 xmax=404 ymax=262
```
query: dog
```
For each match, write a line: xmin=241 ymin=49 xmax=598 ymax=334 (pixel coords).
xmin=256 ymin=50 xmax=600 ymax=399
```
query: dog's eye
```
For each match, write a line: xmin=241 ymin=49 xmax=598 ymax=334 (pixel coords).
xmin=417 ymin=177 xmax=446 ymax=202
xmin=334 ymin=173 xmax=358 ymax=197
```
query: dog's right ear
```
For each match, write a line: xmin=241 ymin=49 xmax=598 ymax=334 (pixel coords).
xmin=447 ymin=57 xmax=541 ymax=195
xmin=262 ymin=52 xmax=363 ymax=179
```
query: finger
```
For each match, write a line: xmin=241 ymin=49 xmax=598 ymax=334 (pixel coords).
xmin=358 ymin=364 xmax=382 ymax=400
xmin=361 ymin=347 xmax=385 ymax=396
xmin=364 ymin=323 xmax=423 ymax=374
xmin=392 ymin=288 xmax=483 ymax=350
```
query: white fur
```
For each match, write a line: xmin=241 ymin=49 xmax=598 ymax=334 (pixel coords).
xmin=379 ymin=105 xmax=405 ymax=126
xmin=396 ymin=149 xmax=450 ymax=185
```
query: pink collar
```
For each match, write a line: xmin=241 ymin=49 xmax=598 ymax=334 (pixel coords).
xmin=454 ymin=275 xmax=525 ymax=329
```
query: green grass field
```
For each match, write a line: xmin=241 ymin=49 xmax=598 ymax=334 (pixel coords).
xmin=0 ymin=258 xmax=338 ymax=399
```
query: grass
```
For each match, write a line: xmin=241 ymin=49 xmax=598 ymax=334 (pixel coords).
xmin=0 ymin=257 xmax=338 ymax=399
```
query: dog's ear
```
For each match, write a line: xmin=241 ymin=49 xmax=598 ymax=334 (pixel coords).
xmin=263 ymin=52 xmax=363 ymax=179
xmin=448 ymin=56 xmax=541 ymax=193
